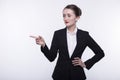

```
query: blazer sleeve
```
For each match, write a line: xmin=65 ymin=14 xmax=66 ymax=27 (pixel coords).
xmin=84 ymin=32 xmax=105 ymax=70
xmin=41 ymin=31 xmax=58 ymax=62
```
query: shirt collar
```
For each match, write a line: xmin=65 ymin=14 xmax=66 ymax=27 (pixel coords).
xmin=67 ymin=27 xmax=77 ymax=35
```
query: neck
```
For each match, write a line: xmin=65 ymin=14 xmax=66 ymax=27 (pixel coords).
xmin=67 ymin=25 xmax=76 ymax=32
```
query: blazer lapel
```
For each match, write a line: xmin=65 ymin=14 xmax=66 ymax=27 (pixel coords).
xmin=62 ymin=28 xmax=83 ymax=59
xmin=71 ymin=30 xmax=83 ymax=58
xmin=62 ymin=28 xmax=70 ymax=58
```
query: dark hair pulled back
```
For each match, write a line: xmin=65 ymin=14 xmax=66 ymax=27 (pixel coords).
xmin=64 ymin=4 xmax=82 ymax=17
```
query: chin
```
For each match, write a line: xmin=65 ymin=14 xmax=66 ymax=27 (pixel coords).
xmin=65 ymin=24 xmax=71 ymax=27
xmin=66 ymin=26 xmax=70 ymax=28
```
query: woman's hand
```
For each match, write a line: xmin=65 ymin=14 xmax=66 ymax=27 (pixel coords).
xmin=30 ymin=36 xmax=45 ymax=47
xmin=72 ymin=57 xmax=86 ymax=68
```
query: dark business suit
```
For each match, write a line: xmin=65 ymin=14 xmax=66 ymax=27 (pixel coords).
xmin=41 ymin=28 xmax=104 ymax=80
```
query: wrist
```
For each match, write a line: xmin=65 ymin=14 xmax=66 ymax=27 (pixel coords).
xmin=41 ymin=43 xmax=45 ymax=48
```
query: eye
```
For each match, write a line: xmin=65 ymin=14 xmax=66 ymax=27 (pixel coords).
xmin=68 ymin=14 xmax=71 ymax=17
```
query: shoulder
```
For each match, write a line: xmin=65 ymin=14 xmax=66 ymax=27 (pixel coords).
xmin=77 ymin=29 xmax=89 ymax=36
xmin=54 ymin=28 xmax=66 ymax=35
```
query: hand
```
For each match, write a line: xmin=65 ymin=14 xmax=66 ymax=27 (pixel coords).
xmin=30 ymin=35 xmax=45 ymax=47
xmin=72 ymin=57 xmax=86 ymax=68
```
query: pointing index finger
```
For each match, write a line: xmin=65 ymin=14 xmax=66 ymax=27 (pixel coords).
xmin=30 ymin=36 xmax=37 ymax=39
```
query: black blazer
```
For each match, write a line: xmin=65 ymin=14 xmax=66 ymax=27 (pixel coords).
xmin=41 ymin=28 xmax=104 ymax=80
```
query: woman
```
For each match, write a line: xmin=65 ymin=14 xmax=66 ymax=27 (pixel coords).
xmin=31 ymin=4 xmax=105 ymax=80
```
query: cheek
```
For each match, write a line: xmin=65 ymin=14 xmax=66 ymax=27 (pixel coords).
xmin=70 ymin=18 xmax=76 ymax=23
xmin=69 ymin=17 xmax=76 ymax=21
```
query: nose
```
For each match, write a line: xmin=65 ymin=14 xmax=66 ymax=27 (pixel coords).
xmin=64 ymin=16 xmax=68 ymax=21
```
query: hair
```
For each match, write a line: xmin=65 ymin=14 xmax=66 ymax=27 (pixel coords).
xmin=64 ymin=4 xmax=82 ymax=17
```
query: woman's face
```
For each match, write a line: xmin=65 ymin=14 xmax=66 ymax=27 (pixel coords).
xmin=63 ymin=8 xmax=79 ymax=28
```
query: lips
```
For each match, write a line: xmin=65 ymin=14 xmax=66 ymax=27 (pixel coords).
xmin=65 ymin=21 xmax=69 ymax=24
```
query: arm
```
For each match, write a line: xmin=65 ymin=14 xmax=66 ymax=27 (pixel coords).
xmin=84 ymin=32 xmax=105 ymax=70
xmin=41 ymin=31 xmax=58 ymax=62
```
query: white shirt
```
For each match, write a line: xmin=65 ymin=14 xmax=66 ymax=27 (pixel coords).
xmin=67 ymin=27 xmax=77 ymax=57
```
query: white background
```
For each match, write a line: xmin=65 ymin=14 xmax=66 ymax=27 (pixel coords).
xmin=0 ymin=0 xmax=120 ymax=80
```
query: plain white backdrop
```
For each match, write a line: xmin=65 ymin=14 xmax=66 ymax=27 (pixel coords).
xmin=0 ymin=0 xmax=120 ymax=80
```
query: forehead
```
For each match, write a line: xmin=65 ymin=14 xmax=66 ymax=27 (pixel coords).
xmin=63 ymin=8 xmax=75 ymax=15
